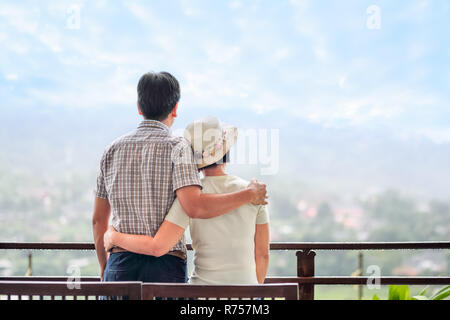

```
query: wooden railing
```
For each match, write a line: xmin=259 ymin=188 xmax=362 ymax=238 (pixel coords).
xmin=1 ymin=241 xmax=449 ymax=300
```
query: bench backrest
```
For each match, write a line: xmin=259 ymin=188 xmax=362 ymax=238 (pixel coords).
xmin=142 ymin=283 xmax=298 ymax=300
xmin=0 ymin=281 xmax=142 ymax=300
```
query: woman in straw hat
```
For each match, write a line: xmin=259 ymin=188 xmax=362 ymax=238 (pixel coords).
xmin=104 ymin=116 xmax=270 ymax=285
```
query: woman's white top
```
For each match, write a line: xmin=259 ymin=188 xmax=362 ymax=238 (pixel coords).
xmin=165 ymin=175 xmax=269 ymax=285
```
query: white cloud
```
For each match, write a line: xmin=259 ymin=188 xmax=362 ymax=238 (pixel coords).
xmin=0 ymin=3 xmax=40 ymax=34
xmin=289 ymin=1 xmax=332 ymax=62
xmin=293 ymin=88 xmax=437 ymax=128
xmin=204 ymin=42 xmax=241 ymax=64
xmin=180 ymin=0 xmax=203 ymax=16
xmin=181 ymin=71 xmax=241 ymax=107
xmin=229 ymin=1 xmax=242 ymax=10
xmin=6 ymin=41 xmax=30 ymax=54
xmin=23 ymin=66 xmax=137 ymax=109
xmin=0 ymin=3 xmax=63 ymax=53
xmin=36 ymin=26 xmax=63 ymax=53
xmin=5 ymin=73 xmax=19 ymax=81
xmin=289 ymin=0 xmax=310 ymax=12
xmin=397 ymin=0 xmax=432 ymax=23
xmin=407 ymin=42 xmax=429 ymax=61
xmin=415 ymin=128 xmax=450 ymax=144
xmin=338 ymin=76 xmax=347 ymax=89
xmin=272 ymin=48 xmax=291 ymax=61
xmin=0 ymin=0 xmax=447 ymax=147
xmin=125 ymin=1 xmax=155 ymax=23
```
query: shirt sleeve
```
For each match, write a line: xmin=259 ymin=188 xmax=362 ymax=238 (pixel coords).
xmin=256 ymin=205 xmax=270 ymax=224
xmin=94 ymin=150 xmax=108 ymax=199
xmin=165 ymin=198 xmax=190 ymax=229
xmin=172 ymin=138 xmax=202 ymax=192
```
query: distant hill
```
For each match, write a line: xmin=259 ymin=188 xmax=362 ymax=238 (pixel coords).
xmin=1 ymin=104 xmax=449 ymax=200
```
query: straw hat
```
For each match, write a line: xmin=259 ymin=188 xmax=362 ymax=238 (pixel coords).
xmin=184 ymin=116 xmax=238 ymax=169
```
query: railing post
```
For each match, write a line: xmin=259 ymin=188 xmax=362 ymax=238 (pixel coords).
xmin=358 ymin=252 xmax=364 ymax=300
xmin=25 ymin=252 xmax=32 ymax=277
xmin=296 ymin=249 xmax=316 ymax=300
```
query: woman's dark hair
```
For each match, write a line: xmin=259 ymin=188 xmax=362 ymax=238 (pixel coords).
xmin=137 ymin=71 xmax=180 ymax=121
xmin=200 ymin=151 xmax=230 ymax=171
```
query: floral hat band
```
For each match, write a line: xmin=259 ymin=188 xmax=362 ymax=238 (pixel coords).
xmin=184 ymin=116 xmax=238 ymax=169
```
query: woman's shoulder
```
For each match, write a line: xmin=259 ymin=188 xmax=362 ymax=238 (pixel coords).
xmin=221 ymin=175 xmax=250 ymax=191
xmin=200 ymin=175 xmax=249 ymax=192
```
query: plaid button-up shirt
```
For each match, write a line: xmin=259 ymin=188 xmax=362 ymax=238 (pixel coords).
xmin=95 ymin=120 xmax=202 ymax=256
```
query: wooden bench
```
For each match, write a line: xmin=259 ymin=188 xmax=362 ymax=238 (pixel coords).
xmin=0 ymin=281 xmax=298 ymax=300
xmin=0 ymin=281 xmax=142 ymax=300
xmin=142 ymin=283 xmax=298 ymax=300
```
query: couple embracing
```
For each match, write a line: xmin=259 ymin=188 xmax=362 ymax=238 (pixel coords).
xmin=92 ymin=71 xmax=270 ymax=285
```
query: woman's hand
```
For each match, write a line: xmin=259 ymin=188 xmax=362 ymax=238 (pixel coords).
xmin=103 ymin=225 xmax=117 ymax=252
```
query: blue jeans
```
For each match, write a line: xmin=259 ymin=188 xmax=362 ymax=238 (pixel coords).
xmin=103 ymin=252 xmax=188 ymax=283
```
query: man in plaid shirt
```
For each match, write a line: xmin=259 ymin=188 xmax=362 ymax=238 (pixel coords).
xmin=92 ymin=71 xmax=268 ymax=283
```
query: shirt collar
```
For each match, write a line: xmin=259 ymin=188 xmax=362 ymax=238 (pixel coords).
xmin=137 ymin=119 xmax=170 ymax=133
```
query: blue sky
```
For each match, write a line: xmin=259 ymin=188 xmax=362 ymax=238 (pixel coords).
xmin=1 ymin=0 xmax=449 ymax=143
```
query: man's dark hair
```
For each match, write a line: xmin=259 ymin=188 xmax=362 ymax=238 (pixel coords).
xmin=200 ymin=151 xmax=230 ymax=171
xmin=137 ymin=71 xmax=180 ymax=121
